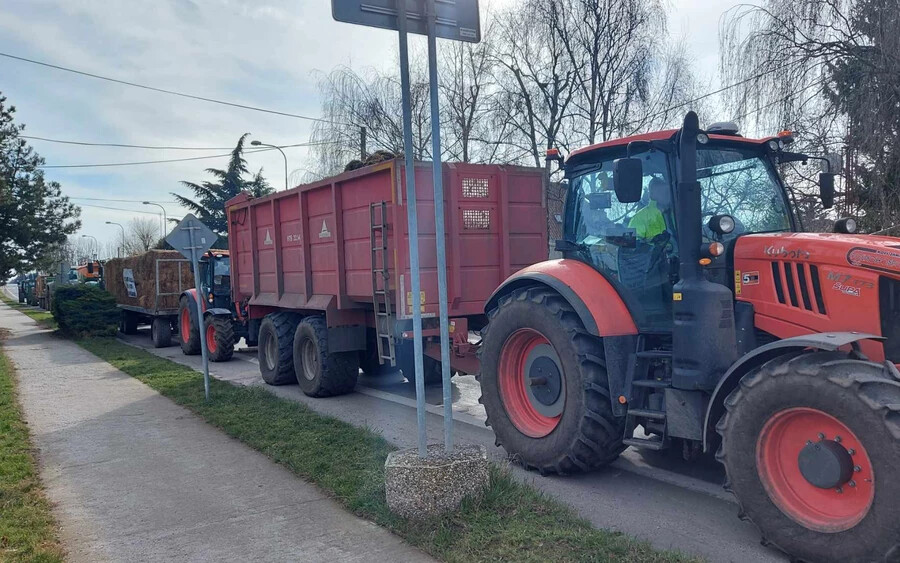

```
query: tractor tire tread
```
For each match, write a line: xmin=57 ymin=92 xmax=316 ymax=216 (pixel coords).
xmin=178 ymin=296 xmax=201 ymax=355
xmin=208 ymin=316 xmax=235 ymax=362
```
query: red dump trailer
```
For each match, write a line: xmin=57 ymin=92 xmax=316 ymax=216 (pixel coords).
xmin=225 ymin=159 xmax=547 ymax=396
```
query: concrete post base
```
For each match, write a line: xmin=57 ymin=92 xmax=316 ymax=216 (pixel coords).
xmin=384 ymin=444 xmax=489 ymax=519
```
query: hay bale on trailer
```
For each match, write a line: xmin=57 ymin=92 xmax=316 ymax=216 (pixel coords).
xmin=104 ymin=250 xmax=194 ymax=311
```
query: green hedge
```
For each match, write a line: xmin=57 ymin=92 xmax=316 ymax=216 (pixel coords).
xmin=51 ymin=285 xmax=119 ymax=337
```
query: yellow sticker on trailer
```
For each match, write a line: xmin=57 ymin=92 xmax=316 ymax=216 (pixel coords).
xmin=734 ymin=270 xmax=742 ymax=296
xmin=672 ymin=292 xmax=682 ymax=301
xmin=406 ymin=291 xmax=426 ymax=315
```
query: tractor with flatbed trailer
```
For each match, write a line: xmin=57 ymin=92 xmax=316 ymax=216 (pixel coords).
xmin=225 ymin=160 xmax=546 ymax=395
xmin=479 ymin=111 xmax=900 ymax=562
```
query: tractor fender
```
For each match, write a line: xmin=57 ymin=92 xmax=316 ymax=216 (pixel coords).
xmin=485 ymin=259 xmax=637 ymax=337
xmin=181 ymin=288 xmax=206 ymax=313
xmin=702 ymin=331 xmax=884 ymax=452
xmin=203 ymin=307 xmax=231 ymax=318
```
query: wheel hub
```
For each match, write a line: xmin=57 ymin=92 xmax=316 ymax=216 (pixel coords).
xmin=498 ymin=329 xmax=565 ymax=437
xmin=798 ymin=439 xmax=853 ymax=490
xmin=526 ymin=351 xmax=563 ymax=411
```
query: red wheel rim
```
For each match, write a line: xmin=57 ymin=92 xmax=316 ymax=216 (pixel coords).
xmin=205 ymin=324 xmax=217 ymax=354
xmin=180 ymin=309 xmax=191 ymax=343
xmin=498 ymin=329 xmax=562 ymax=438
xmin=756 ymin=407 xmax=874 ymax=533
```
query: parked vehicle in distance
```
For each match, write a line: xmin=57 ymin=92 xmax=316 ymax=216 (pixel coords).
xmin=225 ymin=159 xmax=547 ymax=396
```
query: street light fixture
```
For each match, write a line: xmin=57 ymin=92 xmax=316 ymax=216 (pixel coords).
xmin=81 ymin=234 xmax=99 ymax=260
xmin=142 ymin=201 xmax=167 ymax=239
xmin=250 ymin=139 xmax=289 ymax=191
xmin=105 ymin=221 xmax=125 ymax=257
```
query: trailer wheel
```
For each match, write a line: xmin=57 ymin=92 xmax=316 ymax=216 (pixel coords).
xmin=150 ymin=317 xmax=172 ymax=348
xmin=293 ymin=316 xmax=359 ymax=397
xmin=120 ymin=311 xmax=138 ymax=335
xmin=206 ymin=316 xmax=235 ymax=362
xmin=396 ymin=342 xmax=442 ymax=385
xmin=258 ymin=312 xmax=300 ymax=385
xmin=479 ymin=287 xmax=625 ymax=475
xmin=178 ymin=296 xmax=200 ymax=355
xmin=717 ymin=351 xmax=900 ymax=563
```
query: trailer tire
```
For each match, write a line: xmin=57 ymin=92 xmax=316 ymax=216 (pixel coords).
xmin=120 ymin=310 xmax=138 ymax=335
xmin=178 ymin=296 xmax=200 ymax=355
xmin=150 ymin=317 xmax=172 ymax=348
xmin=396 ymin=342 xmax=442 ymax=385
xmin=206 ymin=316 xmax=235 ymax=362
xmin=479 ymin=286 xmax=625 ymax=475
xmin=293 ymin=316 xmax=359 ymax=397
xmin=717 ymin=350 xmax=900 ymax=563
xmin=258 ymin=312 xmax=300 ymax=385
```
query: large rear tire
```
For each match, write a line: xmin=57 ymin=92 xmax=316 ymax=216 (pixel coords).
xmin=206 ymin=316 xmax=235 ymax=362
xmin=293 ymin=316 xmax=359 ymax=397
xmin=717 ymin=351 xmax=900 ymax=563
xmin=258 ymin=312 xmax=300 ymax=385
xmin=178 ymin=297 xmax=200 ymax=355
xmin=479 ymin=287 xmax=625 ymax=474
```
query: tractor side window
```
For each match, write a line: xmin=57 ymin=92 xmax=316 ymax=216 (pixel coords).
xmin=568 ymin=150 xmax=675 ymax=328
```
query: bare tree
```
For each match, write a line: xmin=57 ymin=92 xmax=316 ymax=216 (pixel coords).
xmin=126 ymin=217 xmax=159 ymax=256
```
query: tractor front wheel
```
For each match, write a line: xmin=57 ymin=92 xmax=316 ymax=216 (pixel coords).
xmin=479 ymin=287 xmax=625 ymax=474
xmin=718 ymin=351 xmax=900 ymax=562
xmin=206 ymin=316 xmax=235 ymax=362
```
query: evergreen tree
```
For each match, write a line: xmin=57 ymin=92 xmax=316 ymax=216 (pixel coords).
xmin=174 ymin=133 xmax=274 ymax=246
xmin=0 ymin=92 xmax=80 ymax=279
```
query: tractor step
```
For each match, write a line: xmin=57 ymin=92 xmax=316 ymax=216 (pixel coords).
xmin=627 ymin=408 xmax=667 ymax=420
xmin=624 ymin=436 xmax=667 ymax=450
xmin=635 ymin=349 xmax=672 ymax=359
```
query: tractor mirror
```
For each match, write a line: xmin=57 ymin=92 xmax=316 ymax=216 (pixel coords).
xmin=613 ymin=157 xmax=643 ymax=203
xmin=819 ymin=173 xmax=835 ymax=209
xmin=87 ymin=262 xmax=94 ymax=274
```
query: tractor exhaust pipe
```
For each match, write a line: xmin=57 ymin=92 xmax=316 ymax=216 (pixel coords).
xmin=671 ymin=112 xmax=738 ymax=391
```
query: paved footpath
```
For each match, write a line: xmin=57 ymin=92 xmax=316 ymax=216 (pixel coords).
xmin=0 ymin=302 xmax=431 ymax=563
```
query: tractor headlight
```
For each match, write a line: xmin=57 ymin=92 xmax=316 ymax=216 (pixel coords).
xmin=709 ymin=214 xmax=736 ymax=235
xmin=834 ymin=217 xmax=858 ymax=234
xmin=697 ymin=133 xmax=710 ymax=145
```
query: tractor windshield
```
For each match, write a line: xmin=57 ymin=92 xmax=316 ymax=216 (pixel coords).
xmin=698 ymin=145 xmax=793 ymax=239
xmin=213 ymin=257 xmax=231 ymax=291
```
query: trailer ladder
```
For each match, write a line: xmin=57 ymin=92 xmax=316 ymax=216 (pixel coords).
xmin=370 ymin=201 xmax=396 ymax=366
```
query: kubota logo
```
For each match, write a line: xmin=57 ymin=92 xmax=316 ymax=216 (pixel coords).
xmin=765 ymin=245 xmax=810 ymax=260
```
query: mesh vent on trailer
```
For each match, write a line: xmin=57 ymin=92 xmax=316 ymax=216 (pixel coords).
xmin=463 ymin=209 xmax=491 ymax=230
xmin=461 ymin=177 xmax=490 ymax=198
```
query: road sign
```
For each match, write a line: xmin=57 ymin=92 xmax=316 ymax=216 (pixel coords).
xmin=332 ymin=0 xmax=481 ymax=43
xmin=166 ymin=214 xmax=217 ymax=400
xmin=166 ymin=214 xmax=217 ymax=258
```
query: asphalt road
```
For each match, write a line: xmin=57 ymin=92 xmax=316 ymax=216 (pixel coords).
xmin=2 ymin=284 xmax=787 ymax=562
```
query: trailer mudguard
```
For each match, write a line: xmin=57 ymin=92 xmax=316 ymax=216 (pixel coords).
xmin=702 ymin=331 xmax=883 ymax=451
xmin=485 ymin=259 xmax=637 ymax=337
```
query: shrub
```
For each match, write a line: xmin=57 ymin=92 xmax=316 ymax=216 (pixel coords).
xmin=51 ymin=285 xmax=119 ymax=337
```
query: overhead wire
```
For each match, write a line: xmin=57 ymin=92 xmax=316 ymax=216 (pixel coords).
xmin=21 ymin=135 xmax=262 ymax=151
xmin=0 ymin=51 xmax=349 ymax=125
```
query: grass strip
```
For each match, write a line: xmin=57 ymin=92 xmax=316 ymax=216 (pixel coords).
xmin=0 ymin=331 xmax=65 ymax=563
xmin=76 ymin=337 xmax=697 ymax=563
xmin=0 ymin=294 xmax=57 ymax=330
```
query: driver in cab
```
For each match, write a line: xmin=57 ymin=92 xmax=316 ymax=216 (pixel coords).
xmin=628 ymin=176 xmax=672 ymax=241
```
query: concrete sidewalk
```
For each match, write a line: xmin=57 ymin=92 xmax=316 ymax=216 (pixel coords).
xmin=0 ymin=303 xmax=431 ymax=563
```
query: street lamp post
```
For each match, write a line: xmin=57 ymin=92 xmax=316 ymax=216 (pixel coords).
xmin=81 ymin=234 xmax=99 ymax=260
xmin=106 ymin=221 xmax=125 ymax=257
xmin=142 ymin=201 xmax=168 ymax=239
xmin=250 ymin=140 xmax=289 ymax=191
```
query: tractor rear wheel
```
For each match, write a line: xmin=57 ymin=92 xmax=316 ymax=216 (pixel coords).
xmin=257 ymin=312 xmax=300 ymax=385
xmin=206 ymin=316 xmax=235 ymax=362
xmin=479 ymin=287 xmax=625 ymax=474
xmin=293 ymin=316 xmax=359 ymax=397
xmin=178 ymin=297 xmax=200 ymax=355
xmin=717 ymin=351 xmax=900 ymax=563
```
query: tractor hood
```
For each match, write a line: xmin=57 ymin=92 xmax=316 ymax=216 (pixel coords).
xmin=735 ymin=232 xmax=900 ymax=280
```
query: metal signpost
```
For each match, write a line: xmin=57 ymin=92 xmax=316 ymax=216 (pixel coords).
xmin=333 ymin=0 xmax=480 ymax=456
xmin=166 ymin=214 xmax=217 ymax=401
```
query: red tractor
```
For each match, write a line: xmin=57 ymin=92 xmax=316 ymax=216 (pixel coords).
xmin=480 ymin=112 xmax=900 ymax=562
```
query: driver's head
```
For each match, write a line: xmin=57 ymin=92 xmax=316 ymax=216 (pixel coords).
xmin=649 ymin=177 xmax=671 ymax=210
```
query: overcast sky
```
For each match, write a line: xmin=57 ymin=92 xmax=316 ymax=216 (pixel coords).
xmin=1 ymin=0 xmax=752 ymax=246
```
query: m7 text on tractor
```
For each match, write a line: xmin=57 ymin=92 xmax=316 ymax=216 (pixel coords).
xmin=480 ymin=112 xmax=900 ymax=562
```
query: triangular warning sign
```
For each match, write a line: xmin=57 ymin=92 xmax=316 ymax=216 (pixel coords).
xmin=264 ymin=229 xmax=273 ymax=245
xmin=319 ymin=220 xmax=331 ymax=238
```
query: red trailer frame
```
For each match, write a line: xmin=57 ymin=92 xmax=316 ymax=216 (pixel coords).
xmin=226 ymin=159 xmax=546 ymax=378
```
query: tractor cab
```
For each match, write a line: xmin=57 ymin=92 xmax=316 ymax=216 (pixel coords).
xmin=198 ymin=251 xmax=231 ymax=310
